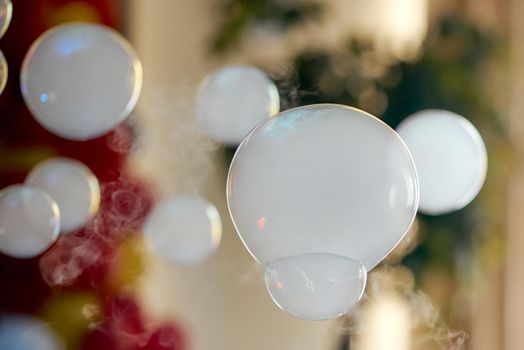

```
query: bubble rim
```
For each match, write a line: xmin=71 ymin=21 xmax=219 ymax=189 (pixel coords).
xmin=0 ymin=0 xmax=12 ymax=39
xmin=0 ymin=50 xmax=7 ymax=95
xmin=226 ymin=103 xmax=420 ymax=271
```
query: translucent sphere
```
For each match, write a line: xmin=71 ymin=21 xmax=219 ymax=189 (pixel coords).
xmin=0 ymin=315 xmax=64 ymax=350
xmin=195 ymin=65 xmax=280 ymax=145
xmin=0 ymin=185 xmax=60 ymax=258
xmin=396 ymin=110 xmax=487 ymax=215
xmin=0 ymin=0 xmax=12 ymax=39
xmin=20 ymin=23 xmax=142 ymax=140
xmin=228 ymin=104 xmax=419 ymax=271
xmin=26 ymin=158 xmax=100 ymax=233
xmin=144 ymin=196 xmax=222 ymax=266
xmin=265 ymin=253 xmax=367 ymax=320
xmin=0 ymin=50 xmax=6 ymax=95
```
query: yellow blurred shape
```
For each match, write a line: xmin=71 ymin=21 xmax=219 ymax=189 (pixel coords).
xmin=106 ymin=234 xmax=147 ymax=294
xmin=355 ymin=293 xmax=412 ymax=350
xmin=46 ymin=2 xmax=101 ymax=26
xmin=40 ymin=292 xmax=102 ymax=349
xmin=0 ymin=144 xmax=56 ymax=172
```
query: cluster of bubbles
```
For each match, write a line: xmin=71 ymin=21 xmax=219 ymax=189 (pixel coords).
xmin=1 ymin=22 xmax=222 ymax=270
xmin=0 ymin=158 xmax=100 ymax=258
xmin=204 ymin=75 xmax=486 ymax=319
xmin=0 ymin=0 xmax=12 ymax=94
xmin=225 ymin=102 xmax=487 ymax=320
xmin=0 ymin=15 xmax=488 ymax=329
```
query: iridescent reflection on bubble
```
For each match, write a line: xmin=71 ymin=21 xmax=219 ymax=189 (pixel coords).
xmin=0 ymin=0 xmax=12 ymax=39
xmin=0 ymin=185 xmax=60 ymax=258
xmin=265 ymin=253 xmax=367 ymax=320
xmin=0 ymin=50 xmax=6 ymax=95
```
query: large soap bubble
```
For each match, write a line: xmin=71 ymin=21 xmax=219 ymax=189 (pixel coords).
xmin=0 ymin=185 xmax=60 ymax=258
xmin=0 ymin=315 xmax=64 ymax=350
xmin=396 ymin=109 xmax=487 ymax=215
xmin=26 ymin=158 xmax=100 ymax=233
xmin=195 ymin=65 xmax=280 ymax=145
xmin=227 ymin=104 xmax=419 ymax=319
xmin=0 ymin=50 xmax=6 ymax=95
xmin=0 ymin=0 xmax=12 ymax=39
xmin=143 ymin=196 xmax=222 ymax=266
xmin=20 ymin=23 xmax=142 ymax=140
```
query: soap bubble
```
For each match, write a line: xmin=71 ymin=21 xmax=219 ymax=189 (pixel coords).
xmin=26 ymin=158 xmax=100 ymax=233
xmin=144 ymin=196 xmax=222 ymax=266
xmin=396 ymin=109 xmax=487 ymax=215
xmin=0 ymin=0 xmax=12 ymax=39
xmin=228 ymin=104 xmax=419 ymax=271
xmin=195 ymin=65 xmax=280 ymax=145
xmin=20 ymin=23 xmax=142 ymax=140
xmin=0 ymin=185 xmax=60 ymax=258
xmin=0 ymin=50 xmax=7 ymax=95
xmin=0 ymin=315 xmax=64 ymax=350
xmin=265 ymin=253 xmax=367 ymax=320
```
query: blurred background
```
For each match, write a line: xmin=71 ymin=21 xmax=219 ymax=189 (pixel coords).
xmin=0 ymin=0 xmax=521 ymax=349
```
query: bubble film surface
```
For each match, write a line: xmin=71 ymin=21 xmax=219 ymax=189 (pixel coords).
xmin=228 ymin=104 xmax=419 ymax=270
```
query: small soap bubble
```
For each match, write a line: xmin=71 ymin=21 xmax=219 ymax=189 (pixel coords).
xmin=195 ymin=65 xmax=280 ymax=145
xmin=20 ymin=23 xmax=142 ymax=140
xmin=397 ymin=109 xmax=487 ymax=215
xmin=26 ymin=158 xmax=100 ymax=233
xmin=0 ymin=315 xmax=64 ymax=350
xmin=144 ymin=196 xmax=222 ymax=266
xmin=265 ymin=253 xmax=367 ymax=320
xmin=0 ymin=185 xmax=60 ymax=258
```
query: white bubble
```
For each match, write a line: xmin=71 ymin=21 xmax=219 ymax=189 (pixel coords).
xmin=0 ymin=0 xmax=12 ymax=39
xmin=265 ymin=253 xmax=367 ymax=320
xmin=144 ymin=196 xmax=222 ymax=266
xmin=227 ymin=104 xmax=419 ymax=271
xmin=0 ymin=50 xmax=6 ymax=95
xmin=396 ymin=109 xmax=487 ymax=215
xmin=0 ymin=185 xmax=60 ymax=258
xmin=26 ymin=158 xmax=100 ymax=233
xmin=20 ymin=23 xmax=142 ymax=140
xmin=0 ymin=315 xmax=64 ymax=350
xmin=195 ymin=65 xmax=280 ymax=145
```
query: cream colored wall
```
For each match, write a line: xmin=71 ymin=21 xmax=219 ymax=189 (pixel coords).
xmin=127 ymin=1 xmax=341 ymax=350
